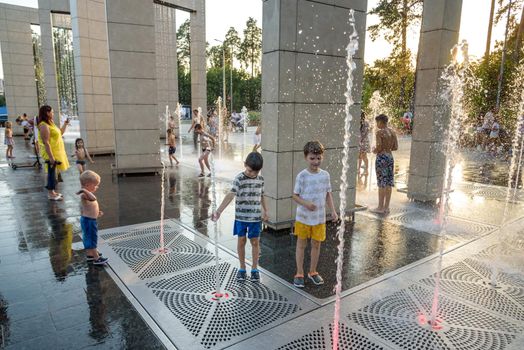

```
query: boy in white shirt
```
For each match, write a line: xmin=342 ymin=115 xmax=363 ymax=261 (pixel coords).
xmin=292 ymin=141 xmax=338 ymax=288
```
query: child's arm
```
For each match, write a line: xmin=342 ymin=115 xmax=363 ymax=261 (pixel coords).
xmin=76 ymin=188 xmax=97 ymax=201
xmin=292 ymin=193 xmax=317 ymax=211
xmin=211 ymin=192 xmax=236 ymax=221
xmin=261 ymin=195 xmax=269 ymax=221
xmin=86 ymin=149 xmax=94 ymax=163
xmin=326 ymin=192 xmax=338 ymax=222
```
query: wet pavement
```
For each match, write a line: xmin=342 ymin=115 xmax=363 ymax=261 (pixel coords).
xmin=1 ymin=126 xmax=523 ymax=348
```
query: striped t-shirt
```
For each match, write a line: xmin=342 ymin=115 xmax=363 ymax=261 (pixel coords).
xmin=232 ymin=172 xmax=264 ymax=222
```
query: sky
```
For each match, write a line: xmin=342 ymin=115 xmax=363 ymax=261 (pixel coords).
xmin=0 ymin=0 xmax=511 ymax=78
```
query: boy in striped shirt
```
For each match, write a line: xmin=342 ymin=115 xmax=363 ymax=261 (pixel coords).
xmin=212 ymin=152 xmax=268 ymax=282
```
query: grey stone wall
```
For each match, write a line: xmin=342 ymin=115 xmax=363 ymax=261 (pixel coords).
xmin=106 ymin=0 xmax=160 ymax=171
xmin=71 ymin=0 xmax=114 ymax=154
xmin=154 ymin=3 xmax=178 ymax=139
xmin=408 ymin=0 xmax=463 ymax=202
xmin=262 ymin=0 xmax=367 ymax=228
xmin=0 ymin=4 xmax=39 ymax=131
xmin=190 ymin=0 xmax=206 ymax=113
xmin=38 ymin=0 xmax=70 ymax=122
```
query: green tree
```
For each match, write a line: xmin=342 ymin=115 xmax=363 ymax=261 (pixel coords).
xmin=368 ymin=0 xmax=422 ymax=109
xmin=362 ymin=53 xmax=416 ymax=127
xmin=464 ymin=40 xmax=523 ymax=134
xmin=32 ymin=26 xmax=46 ymax=106
xmin=239 ymin=17 xmax=262 ymax=77
xmin=207 ymin=45 xmax=223 ymax=69
xmin=53 ymin=27 xmax=77 ymax=116
xmin=224 ymin=27 xmax=241 ymax=68
xmin=177 ymin=19 xmax=191 ymax=72
xmin=178 ymin=66 xmax=191 ymax=105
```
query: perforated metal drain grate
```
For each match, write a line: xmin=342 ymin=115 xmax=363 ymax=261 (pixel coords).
xmin=276 ymin=323 xmax=385 ymax=350
xmin=349 ymin=240 xmax=524 ymax=350
xmin=100 ymin=223 xmax=181 ymax=242
xmin=385 ymin=211 xmax=497 ymax=240
xmin=104 ymin=224 xmax=215 ymax=279
xmin=418 ymin=250 xmax=524 ymax=322
xmin=148 ymin=262 xmax=301 ymax=349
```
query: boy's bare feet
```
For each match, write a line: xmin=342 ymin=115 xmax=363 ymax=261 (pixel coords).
xmin=370 ymin=207 xmax=385 ymax=214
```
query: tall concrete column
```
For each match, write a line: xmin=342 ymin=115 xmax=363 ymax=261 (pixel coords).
xmin=262 ymin=0 xmax=367 ymax=229
xmin=0 ymin=4 xmax=39 ymax=130
xmin=71 ymin=0 xmax=114 ymax=154
xmin=38 ymin=0 xmax=70 ymax=119
xmin=106 ymin=0 xmax=159 ymax=172
xmin=407 ymin=0 xmax=462 ymax=202
xmin=155 ymin=3 xmax=178 ymax=139
xmin=190 ymin=0 xmax=206 ymax=112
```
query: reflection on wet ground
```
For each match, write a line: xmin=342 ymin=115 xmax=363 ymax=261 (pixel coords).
xmin=0 ymin=128 xmax=523 ymax=347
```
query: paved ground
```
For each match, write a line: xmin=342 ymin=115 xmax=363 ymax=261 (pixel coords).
xmin=0 ymin=125 xmax=523 ymax=349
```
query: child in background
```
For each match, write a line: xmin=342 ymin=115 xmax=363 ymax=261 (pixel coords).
xmin=252 ymin=125 xmax=262 ymax=152
xmin=74 ymin=138 xmax=94 ymax=174
xmin=77 ymin=170 xmax=108 ymax=265
xmin=212 ymin=152 xmax=268 ymax=282
xmin=489 ymin=118 xmax=500 ymax=155
xmin=194 ymin=124 xmax=216 ymax=177
xmin=4 ymin=121 xmax=14 ymax=159
xmin=167 ymin=129 xmax=180 ymax=166
xmin=372 ymin=114 xmax=398 ymax=215
xmin=292 ymin=141 xmax=338 ymax=288
xmin=208 ymin=110 xmax=218 ymax=138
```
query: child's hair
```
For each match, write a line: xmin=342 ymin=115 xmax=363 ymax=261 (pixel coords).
xmin=195 ymin=123 xmax=202 ymax=131
xmin=303 ymin=141 xmax=325 ymax=156
xmin=245 ymin=152 xmax=263 ymax=171
xmin=375 ymin=114 xmax=388 ymax=124
xmin=5 ymin=121 xmax=12 ymax=129
xmin=167 ymin=129 xmax=173 ymax=135
xmin=75 ymin=138 xmax=85 ymax=150
xmin=193 ymin=109 xmax=199 ymax=114
xmin=80 ymin=170 xmax=100 ymax=187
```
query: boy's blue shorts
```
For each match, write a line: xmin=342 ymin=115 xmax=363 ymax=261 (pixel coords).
xmin=81 ymin=216 xmax=98 ymax=249
xmin=234 ymin=220 xmax=262 ymax=239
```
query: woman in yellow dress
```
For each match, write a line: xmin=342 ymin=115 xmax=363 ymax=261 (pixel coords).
xmin=38 ymin=105 xmax=70 ymax=200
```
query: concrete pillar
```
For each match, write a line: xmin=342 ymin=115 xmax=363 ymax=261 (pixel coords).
xmin=106 ymin=0 xmax=160 ymax=172
xmin=0 ymin=4 xmax=39 ymax=132
xmin=407 ymin=0 xmax=463 ymax=202
xmin=190 ymin=0 xmax=206 ymax=113
xmin=71 ymin=0 xmax=114 ymax=154
xmin=261 ymin=0 xmax=367 ymax=229
xmin=38 ymin=0 xmax=70 ymax=119
xmin=154 ymin=3 xmax=179 ymax=139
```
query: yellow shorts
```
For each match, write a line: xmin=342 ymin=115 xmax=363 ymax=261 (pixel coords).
xmin=294 ymin=221 xmax=326 ymax=242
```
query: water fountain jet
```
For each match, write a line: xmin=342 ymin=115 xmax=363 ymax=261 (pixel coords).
xmin=332 ymin=9 xmax=359 ymax=350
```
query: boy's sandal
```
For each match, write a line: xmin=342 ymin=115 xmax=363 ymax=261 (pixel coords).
xmin=293 ymin=274 xmax=305 ymax=288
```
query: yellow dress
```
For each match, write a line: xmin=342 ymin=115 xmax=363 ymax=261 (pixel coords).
xmin=38 ymin=122 xmax=70 ymax=172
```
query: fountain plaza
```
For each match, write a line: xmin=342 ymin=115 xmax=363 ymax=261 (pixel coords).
xmin=0 ymin=117 xmax=523 ymax=349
